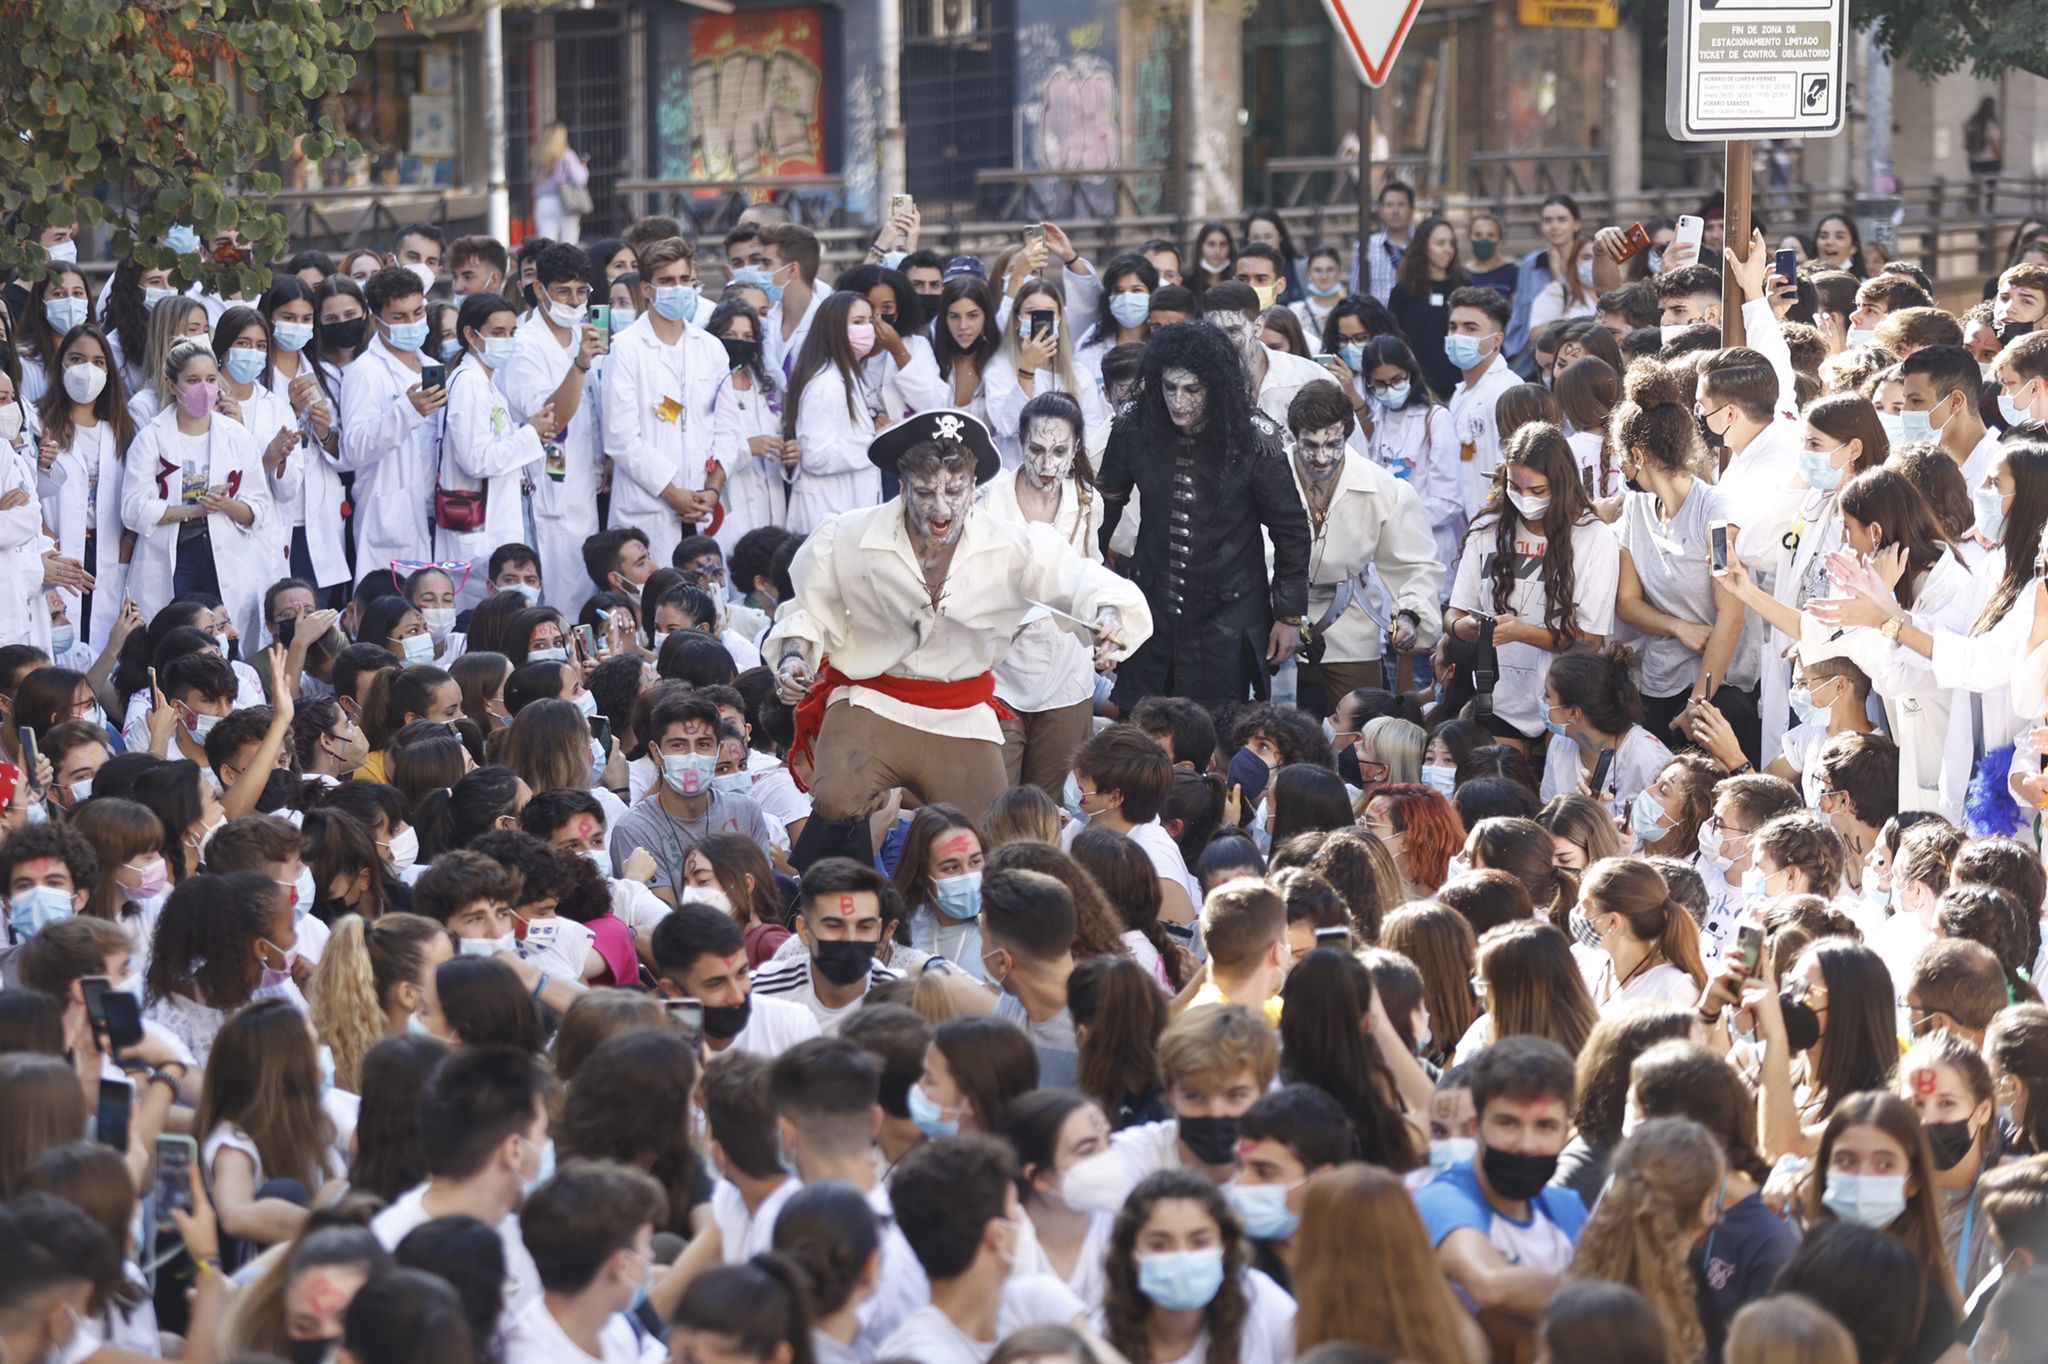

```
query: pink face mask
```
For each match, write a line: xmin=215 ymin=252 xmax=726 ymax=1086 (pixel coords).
xmin=178 ymin=380 xmax=219 ymax=418
xmin=846 ymin=323 xmax=877 ymax=359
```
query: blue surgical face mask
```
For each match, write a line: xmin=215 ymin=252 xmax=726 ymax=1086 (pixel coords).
xmin=1821 ymin=1170 xmax=1908 ymax=1228
xmin=1420 ymin=763 xmax=1456 ymax=797
xmin=482 ymin=336 xmax=519 ymax=368
xmin=1789 ymin=679 xmax=1832 ymax=725
xmin=710 ymin=771 xmax=753 ymax=798
xmin=385 ymin=319 xmax=430 ymax=353
xmin=731 ymin=267 xmax=782 ymax=308
xmin=2000 ymin=380 xmax=2037 ymax=428
xmin=1135 ymin=1248 xmax=1227 ymax=1311
xmin=1429 ymin=1136 xmax=1478 ymax=1171
xmin=165 ymin=225 xmax=203 ymax=255
xmin=573 ymin=688 xmax=598 ymax=719
xmin=144 ymin=287 xmax=179 ymax=313
xmin=654 ymin=285 xmax=700 ymax=323
xmin=437 ymin=337 xmax=463 ymax=364
xmin=525 ymin=1136 xmax=556 ymax=1196
xmin=1876 ymin=411 xmax=1906 ymax=445
xmin=907 ymin=1084 xmax=962 ymax=1139
xmin=1577 ymin=255 xmax=1596 ymax=287
xmin=932 ymin=869 xmax=983 ymax=921
xmin=1378 ymin=381 xmax=1412 ymax=409
xmin=274 ymin=320 xmax=315 ymax=353
xmin=1225 ymin=1180 xmax=1303 ymax=1240
xmin=528 ymin=645 xmax=568 ymax=663
xmin=1307 ymin=278 xmax=1342 ymax=299
xmin=1109 ymin=292 xmax=1151 ymax=329
xmin=1799 ymin=445 xmax=1846 ymax=491
xmin=1630 ymin=788 xmax=1672 ymax=840
xmin=1445 ymin=334 xmax=1491 ymax=371
xmin=1338 ymin=341 xmax=1367 ymax=372
xmin=45 ymin=297 xmax=88 ymax=334
xmin=49 ymin=625 xmax=75 ymax=656
xmin=661 ymin=751 xmax=717 ymax=798
xmin=7 ymin=885 xmax=75 ymax=940
xmin=225 ymin=348 xmax=268 ymax=386
xmin=1974 ymin=483 xmax=2010 ymax=540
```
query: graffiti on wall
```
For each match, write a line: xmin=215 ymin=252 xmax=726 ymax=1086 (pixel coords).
xmin=1018 ymin=18 xmax=1120 ymax=174
xmin=685 ymin=8 xmax=826 ymax=180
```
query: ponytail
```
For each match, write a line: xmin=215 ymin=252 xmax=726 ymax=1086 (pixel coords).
xmin=1545 ymin=863 xmax=1582 ymax=934
xmin=1660 ymin=892 xmax=1707 ymax=988
xmin=309 ymin=915 xmax=383 ymax=1092
xmin=1584 ymin=856 xmax=1706 ymax=987
xmin=360 ymin=667 xmax=397 ymax=751
xmin=1549 ymin=644 xmax=1645 ymax=736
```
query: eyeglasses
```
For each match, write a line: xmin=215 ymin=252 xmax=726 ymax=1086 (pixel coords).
xmin=1707 ymin=816 xmax=1752 ymax=839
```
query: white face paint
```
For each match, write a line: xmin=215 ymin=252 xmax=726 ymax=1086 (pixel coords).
xmin=1295 ymin=421 xmax=1347 ymax=484
xmin=1207 ymin=311 xmax=1260 ymax=368
xmin=1021 ymin=416 xmax=1080 ymax=491
xmin=1161 ymin=366 xmax=1208 ymax=431
xmin=903 ymin=461 xmax=978 ymax=549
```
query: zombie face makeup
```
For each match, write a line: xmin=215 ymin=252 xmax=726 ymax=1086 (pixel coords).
xmin=1022 ymin=416 xmax=1081 ymax=491
xmin=1208 ymin=310 xmax=1260 ymax=367
xmin=1295 ymin=422 xmax=1347 ymax=485
xmin=1162 ymin=367 xmax=1208 ymax=431
xmin=904 ymin=464 xmax=977 ymax=549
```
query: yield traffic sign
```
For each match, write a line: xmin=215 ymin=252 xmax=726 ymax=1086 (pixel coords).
xmin=1321 ymin=0 xmax=1427 ymax=88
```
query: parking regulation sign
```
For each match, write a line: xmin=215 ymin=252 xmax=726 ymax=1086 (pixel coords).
xmin=1665 ymin=0 xmax=1848 ymax=141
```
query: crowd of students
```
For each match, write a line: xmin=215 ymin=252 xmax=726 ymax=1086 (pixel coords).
xmin=7 ymin=191 xmax=2048 ymax=1364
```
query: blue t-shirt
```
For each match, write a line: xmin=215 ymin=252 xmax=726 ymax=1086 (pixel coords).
xmin=1691 ymin=1190 xmax=1800 ymax=1363
xmin=1414 ymin=1159 xmax=1588 ymax=1307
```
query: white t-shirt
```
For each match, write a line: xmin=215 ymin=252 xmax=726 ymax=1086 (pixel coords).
xmin=1014 ymin=1210 xmax=1114 ymax=1309
xmin=876 ymin=1274 xmax=1087 ymax=1364
xmin=721 ymin=993 xmax=823 ymax=1059
xmin=1538 ymin=723 xmax=1671 ymax=813
xmin=1449 ymin=513 xmax=1620 ymax=738
xmin=856 ymin=1183 xmax=932 ymax=1355
xmin=1582 ymin=956 xmax=1700 ymax=1013
xmin=371 ymin=1184 xmax=541 ymax=1323
xmin=1087 ymin=1269 xmax=1296 ymax=1364
xmin=500 ymin=1294 xmax=664 ymax=1364
xmin=711 ymin=1176 xmax=801 ymax=1265
xmin=752 ymin=956 xmax=902 ymax=1035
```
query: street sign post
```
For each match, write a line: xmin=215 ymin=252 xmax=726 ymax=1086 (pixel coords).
xmin=1666 ymin=0 xmax=1848 ymax=345
xmin=1321 ymin=0 xmax=1425 ymax=294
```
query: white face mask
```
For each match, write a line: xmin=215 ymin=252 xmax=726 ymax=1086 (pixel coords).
xmin=62 ymin=362 xmax=107 ymax=404
xmin=383 ymin=825 xmax=420 ymax=873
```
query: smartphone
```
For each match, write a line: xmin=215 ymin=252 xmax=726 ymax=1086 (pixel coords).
xmin=890 ymin=194 xmax=915 ymax=220
xmin=1314 ymin=926 xmax=1350 ymax=945
xmin=19 ymin=726 xmax=40 ymax=793
xmin=81 ymin=974 xmax=111 ymax=1038
xmin=1314 ymin=353 xmax=1345 ymax=373
xmin=1028 ymin=308 xmax=1057 ymax=342
xmin=1023 ymin=223 xmax=1047 ymax=253
xmin=666 ymin=997 xmax=704 ymax=1052
xmin=1774 ymin=248 xmax=1799 ymax=296
xmin=420 ymin=362 xmax=446 ymax=392
xmin=1673 ymin=215 xmax=1705 ymax=264
xmin=1611 ymin=221 xmax=1653 ymax=263
xmin=153 ymin=1134 xmax=197 ymax=1225
xmin=97 ymin=1076 xmax=134 ymax=1151
xmin=575 ymin=623 xmax=600 ymax=659
xmin=1590 ymin=747 xmax=1616 ymax=796
xmin=1710 ymin=521 xmax=1730 ymax=572
xmin=101 ymin=989 xmax=143 ymax=1051
xmin=589 ymin=304 xmax=610 ymax=334
xmin=1734 ymin=923 xmax=1765 ymax=975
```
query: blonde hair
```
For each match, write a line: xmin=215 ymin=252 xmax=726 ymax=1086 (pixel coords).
xmin=982 ymin=784 xmax=1063 ymax=850
xmin=146 ymin=297 xmax=210 ymax=406
xmin=309 ymin=913 xmax=449 ymax=1092
xmin=1158 ymin=1003 xmax=1280 ymax=1093
xmin=535 ymin=123 xmax=569 ymax=175
xmin=1358 ymin=716 xmax=1425 ymax=786
xmin=1568 ymin=1117 xmax=1726 ymax=1363
xmin=1725 ymin=1294 xmax=1857 ymax=1364
xmin=1003 ymin=282 xmax=1085 ymax=396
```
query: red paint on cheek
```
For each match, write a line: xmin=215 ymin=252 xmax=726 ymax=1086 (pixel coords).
xmin=302 ymin=1273 xmax=351 ymax=1323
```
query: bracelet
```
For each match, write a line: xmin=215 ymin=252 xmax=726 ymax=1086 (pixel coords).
xmin=531 ymin=972 xmax=549 ymax=1001
xmin=196 ymin=1256 xmax=224 ymax=1280
xmin=1730 ymin=761 xmax=1755 ymax=775
xmin=1697 ymin=1007 xmax=1722 ymax=1026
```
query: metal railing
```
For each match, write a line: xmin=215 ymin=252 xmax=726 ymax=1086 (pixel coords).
xmin=228 ymin=187 xmax=463 ymax=253
xmin=613 ymin=176 xmax=852 ymax=235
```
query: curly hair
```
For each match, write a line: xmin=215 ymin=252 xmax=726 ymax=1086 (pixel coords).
xmin=1469 ymin=423 xmax=1596 ymax=638
xmin=1102 ymin=1170 xmax=1250 ymax=1364
xmin=1114 ymin=321 xmax=1259 ymax=460
xmin=1567 ymin=1118 xmax=1724 ymax=1364
xmin=1370 ymin=783 xmax=1466 ymax=896
xmin=144 ymin=871 xmax=286 ymax=1014
xmin=552 ymin=1028 xmax=702 ymax=1238
xmin=983 ymin=838 xmax=1127 ymax=959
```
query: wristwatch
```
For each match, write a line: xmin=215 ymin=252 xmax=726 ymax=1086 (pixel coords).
xmin=1880 ymin=613 xmax=1905 ymax=642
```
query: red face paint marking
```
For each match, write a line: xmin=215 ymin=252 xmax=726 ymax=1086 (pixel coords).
xmin=938 ymin=833 xmax=977 ymax=859
xmin=838 ymin=895 xmax=855 ymax=912
xmin=1912 ymin=1067 xmax=1938 ymax=1097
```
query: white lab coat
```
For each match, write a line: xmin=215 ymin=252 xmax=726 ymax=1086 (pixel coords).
xmin=263 ymin=361 xmax=352 ymax=590
xmin=601 ymin=314 xmax=728 ymax=568
xmin=1364 ymin=400 xmax=1464 ymax=593
xmin=338 ymin=337 xmax=443 ymax=574
xmin=500 ymin=309 xmax=604 ymax=620
xmin=1446 ymin=357 xmax=1521 ymax=518
xmin=786 ymin=366 xmax=879 ymax=535
xmin=0 ymin=434 xmax=50 ymax=647
xmin=1800 ymin=551 xmax=1976 ymax=815
xmin=120 ymin=407 xmax=273 ymax=640
xmin=982 ymin=352 xmax=1112 ymax=470
xmin=708 ymin=368 xmax=787 ymax=554
xmin=857 ymin=335 xmax=950 ymax=426
xmin=435 ymin=356 xmax=544 ymax=600
xmin=1291 ymin=452 xmax=1445 ymax=663
xmin=37 ymin=420 xmax=128 ymax=645
xmin=981 ymin=468 xmax=1103 ymax=714
xmin=223 ymin=379 xmax=299 ymax=581
xmin=1925 ymin=550 xmax=2039 ymax=820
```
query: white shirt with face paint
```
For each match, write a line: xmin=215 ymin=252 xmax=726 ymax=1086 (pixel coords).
xmin=983 ymin=465 xmax=1104 ymax=712
xmin=764 ymin=499 xmax=1151 ymax=743
xmin=1285 ymin=443 xmax=1444 ymax=663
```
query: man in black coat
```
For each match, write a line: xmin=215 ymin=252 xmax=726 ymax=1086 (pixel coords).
xmin=1098 ymin=322 xmax=1311 ymax=711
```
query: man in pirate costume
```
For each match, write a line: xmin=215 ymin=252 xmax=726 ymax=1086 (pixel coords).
xmin=768 ymin=408 xmax=1150 ymax=820
xmin=1098 ymin=322 xmax=1312 ymax=710
xmin=1283 ymin=379 xmax=1444 ymax=718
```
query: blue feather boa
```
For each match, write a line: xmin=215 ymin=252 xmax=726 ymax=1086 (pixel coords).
xmin=1966 ymin=743 xmax=2025 ymax=837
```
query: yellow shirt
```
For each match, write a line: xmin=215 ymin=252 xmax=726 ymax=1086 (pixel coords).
xmin=1188 ymin=981 xmax=1284 ymax=1027
xmin=357 ymin=748 xmax=387 ymax=784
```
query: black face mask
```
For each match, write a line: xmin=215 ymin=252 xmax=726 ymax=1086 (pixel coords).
xmin=1695 ymin=407 xmax=1726 ymax=450
xmin=522 ymin=282 xmax=540 ymax=310
xmin=1177 ymin=1114 xmax=1241 ymax=1166
xmin=701 ymin=995 xmax=753 ymax=1041
xmin=1778 ymin=992 xmax=1823 ymax=1053
xmin=812 ymin=937 xmax=878 ymax=987
xmin=320 ymin=318 xmax=367 ymax=353
xmin=289 ymin=1337 xmax=338 ymax=1364
xmin=257 ymin=769 xmax=297 ymax=813
xmin=1924 ymin=1118 xmax=1978 ymax=1171
xmin=1335 ymin=744 xmax=1364 ymax=788
xmin=1480 ymin=1143 xmax=1560 ymax=1201
xmin=721 ymin=336 xmax=761 ymax=370
xmin=311 ymin=894 xmax=351 ymax=925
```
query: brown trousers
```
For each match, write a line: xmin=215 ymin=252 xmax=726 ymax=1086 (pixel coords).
xmin=1296 ymin=658 xmax=1384 ymax=718
xmin=808 ymin=700 xmax=1012 ymax=823
xmin=1000 ymin=698 xmax=1096 ymax=798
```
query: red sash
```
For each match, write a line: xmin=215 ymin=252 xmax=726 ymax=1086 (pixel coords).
xmin=788 ymin=662 xmax=1014 ymax=791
